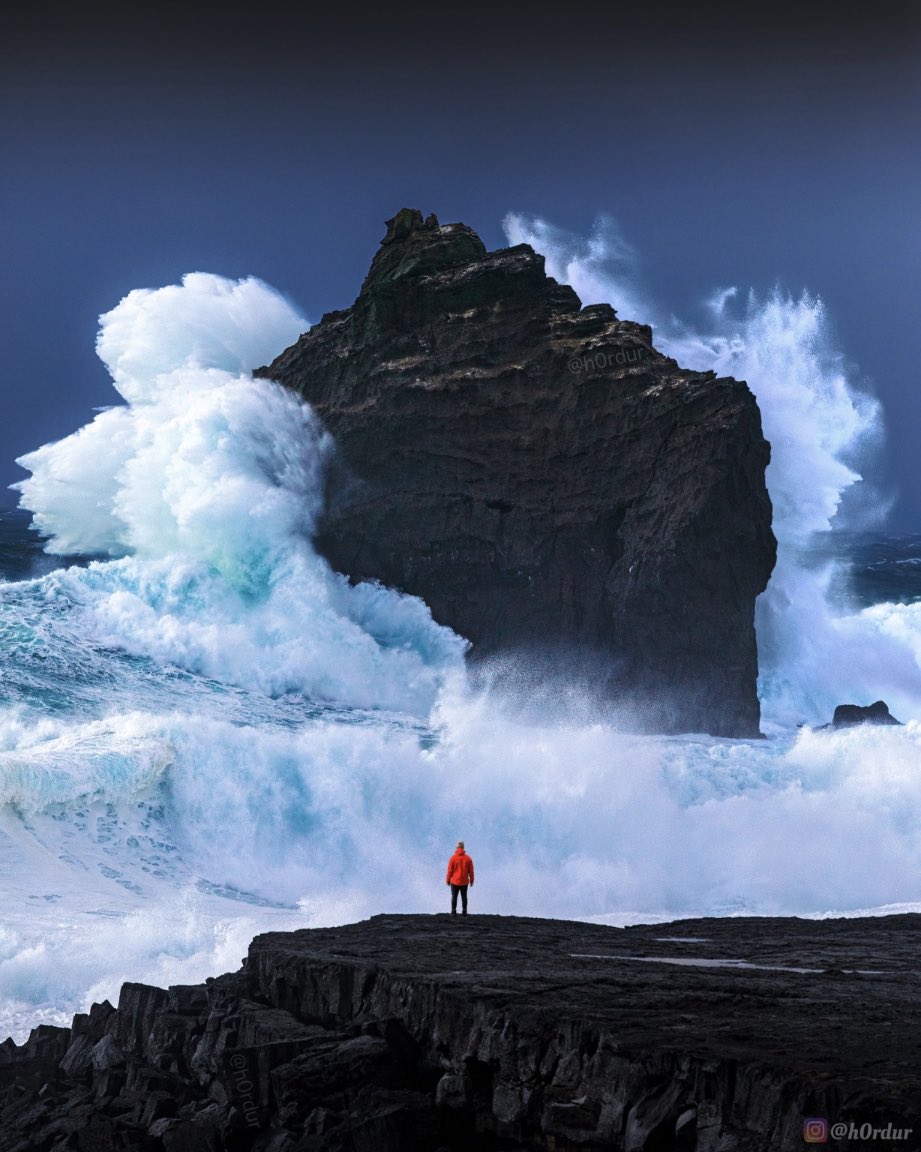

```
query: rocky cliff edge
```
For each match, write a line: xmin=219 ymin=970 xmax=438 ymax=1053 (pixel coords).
xmin=2 ymin=914 xmax=919 ymax=1150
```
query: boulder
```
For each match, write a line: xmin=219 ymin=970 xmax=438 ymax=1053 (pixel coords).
xmin=829 ymin=700 xmax=902 ymax=728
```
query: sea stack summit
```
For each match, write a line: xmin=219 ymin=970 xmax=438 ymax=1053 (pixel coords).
xmin=262 ymin=209 xmax=776 ymax=736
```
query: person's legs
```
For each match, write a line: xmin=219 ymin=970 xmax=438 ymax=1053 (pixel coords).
xmin=450 ymin=884 xmax=459 ymax=913
xmin=460 ymin=884 xmax=468 ymax=914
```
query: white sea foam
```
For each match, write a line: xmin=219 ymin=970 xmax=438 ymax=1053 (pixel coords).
xmin=2 ymin=694 xmax=921 ymax=1039
xmin=14 ymin=274 xmax=466 ymax=715
xmin=95 ymin=271 xmax=306 ymax=406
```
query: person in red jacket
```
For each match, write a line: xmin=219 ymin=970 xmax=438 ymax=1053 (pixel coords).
xmin=445 ymin=840 xmax=475 ymax=915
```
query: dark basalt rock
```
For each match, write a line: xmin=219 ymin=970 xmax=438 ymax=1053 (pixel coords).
xmin=2 ymin=913 xmax=921 ymax=1151
xmin=259 ymin=209 xmax=777 ymax=737
xmin=828 ymin=700 xmax=902 ymax=729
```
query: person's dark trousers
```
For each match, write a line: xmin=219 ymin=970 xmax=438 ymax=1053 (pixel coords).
xmin=450 ymin=884 xmax=468 ymax=914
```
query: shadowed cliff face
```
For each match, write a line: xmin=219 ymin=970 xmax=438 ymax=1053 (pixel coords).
xmin=3 ymin=914 xmax=920 ymax=1151
xmin=262 ymin=209 xmax=776 ymax=736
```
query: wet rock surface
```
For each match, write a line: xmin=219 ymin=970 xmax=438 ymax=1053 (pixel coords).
xmin=259 ymin=209 xmax=776 ymax=736
xmin=824 ymin=700 xmax=902 ymax=729
xmin=2 ymin=913 xmax=920 ymax=1150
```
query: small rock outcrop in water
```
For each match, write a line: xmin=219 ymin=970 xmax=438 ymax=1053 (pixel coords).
xmin=260 ymin=209 xmax=776 ymax=736
xmin=826 ymin=700 xmax=902 ymax=729
xmin=2 ymin=914 xmax=920 ymax=1150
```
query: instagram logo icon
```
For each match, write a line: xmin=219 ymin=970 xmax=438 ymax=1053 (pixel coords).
xmin=803 ymin=1118 xmax=828 ymax=1143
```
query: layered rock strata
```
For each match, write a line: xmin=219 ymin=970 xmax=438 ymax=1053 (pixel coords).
xmin=2 ymin=913 xmax=920 ymax=1151
xmin=261 ymin=209 xmax=776 ymax=735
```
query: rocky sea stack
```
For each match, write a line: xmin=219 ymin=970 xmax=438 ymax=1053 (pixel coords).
xmin=261 ymin=209 xmax=776 ymax=736
xmin=824 ymin=700 xmax=903 ymax=729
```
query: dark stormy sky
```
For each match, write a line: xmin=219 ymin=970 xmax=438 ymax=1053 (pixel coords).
xmin=2 ymin=3 xmax=920 ymax=527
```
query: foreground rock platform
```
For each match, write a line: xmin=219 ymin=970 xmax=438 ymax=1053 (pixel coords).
xmin=2 ymin=913 xmax=919 ymax=1151
xmin=261 ymin=209 xmax=776 ymax=736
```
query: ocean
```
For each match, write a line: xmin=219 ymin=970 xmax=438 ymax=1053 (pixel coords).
xmin=1 ymin=238 xmax=920 ymax=1044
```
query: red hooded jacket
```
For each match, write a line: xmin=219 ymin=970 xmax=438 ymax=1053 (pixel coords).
xmin=446 ymin=849 xmax=474 ymax=886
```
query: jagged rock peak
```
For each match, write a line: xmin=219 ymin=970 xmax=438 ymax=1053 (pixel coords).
xmin=361 ymin=206 xmax=490 ymax=292
xmin=380 ymin=207 xmax=439 ymax=242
